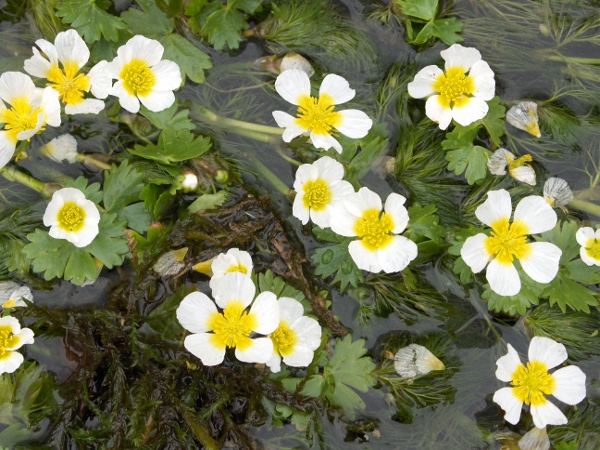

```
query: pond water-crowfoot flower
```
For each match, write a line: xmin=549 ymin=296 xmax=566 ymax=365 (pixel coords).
xmin=576 ymin=227 xmax=600 ymax=266
xmin=407 ymin=44 xmax=495 ymax=130
xmin=487 ymin=148 xmax=536 ymax=186
xmin=330 ymin=187 xmax=418 ymax=273
xmin=292 ymin=156 xmax=354 ymax=228
xmin=0 ymin=316 xmax=34 ymax=375
xmin=493 ymin=337 xmax=586 ymax=429
xmin=43 ymin=187 xmax=101 ymax=248
xmin=272 ymin=69 xmax=372 ymax=153
xmin=209 ymin=248 xmax=254 ymax=290
xmin=0 ymin=282 xmax=32 ymax=309
xmin=460 ymin=189 xmax=561 ymax=296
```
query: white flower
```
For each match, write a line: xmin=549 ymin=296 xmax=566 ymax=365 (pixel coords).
xmin=209 ymin=248 xmax=254 ymax=291
xmin=176 ymin=272 xmax=280 ymax=366
xmin=181 ymin=172 xmax=198 ymax=192
xmin=507 ymin=101 xmax=541 ymax=138
xmin=543 ymin=177 xmax=572 ymax=209
xmin=0 ymin=282 xmax=32 ymax=309
xmin=40 ymin=134 xmax=78 ymax=163
xmin=279 ymin=52 xmax=315 ymax=77
xmin=292 ymin=156 xmax=354 ymax=228
xmin=330 ymin=187 xmax=418 ymax=273
xmin=103 ymin=35 xmax=182 ymax=114
xmin=493 ymin=336 xmax=586 ymax=429
xmin=519 ymin=427 xmax=550 ymax=450
xmin=394 ymin=344 xmax=445 ymax=379
xmin=272 ymin=70 xmax=373 ymax=153
xmin=576 ymin=227 xmax=600 ymax=266
xmin=266 ymin=297 xmax=321 ymax=373
xmin=407 ymin=44 xmax=495 ymax=130
xmin=0 ymin=316 xmax=35 ymax=375
xmin=0 ymin=71 xmax=61 ymax=169
xmin=487 ymin=148 xmax=536 ymax=186
xmin=43 ymin=187 xmax=101 ymax=248
xmin=23 ymin=29 xmax=110 ymax=114
xmin=460 ymin=189 xmax=561 ymax=297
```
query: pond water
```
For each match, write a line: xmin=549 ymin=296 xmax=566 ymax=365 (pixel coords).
xmin=0 ymin=0 xmax=599 ymax=448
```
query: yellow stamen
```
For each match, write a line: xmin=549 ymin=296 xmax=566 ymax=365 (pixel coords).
xmin=207 ymin=301 xmax=258 ymax=351
xmin=120 ymin=59 xmax=156 ymax=97
xmin=432 ymin=67 xmax=476 ymax=109
xmin=270 ymin=320 xmax=297 ymax=357
xmin=484 ymin=218 xmax=532 ymax=265
xmin=511 ymin=361 xmax=556 ymax=406
xmin=354 ymin=208 xmax=395 ymax=252
xmin=0 ymin=96 xmax=44 ymax=143
xmin=0 ymin=325 xmax=20 ymax=361
xmin=46 ymin=61 xmax=91 ymax=106
xmin=585 ymin=238 xmax=600 ymax=261
xmin=302 ymin=178 xmax=332 ymax=212
xmin=225 ymin=264 xmax=248 ymax=274
xmin=57 ymin=201 xmax=87 ymax=232
xmin=295 ymin=93 xmax=342 ymax=136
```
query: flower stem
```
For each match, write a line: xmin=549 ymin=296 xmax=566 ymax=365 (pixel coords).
xmin=0 ymin=165 xmax=46 ymax=195
xmin=244 ymin=152 xmax=291 ymax=196
xmin=76 ymin=154 xmax=112 ymax=171
xmin=569 ymin=199 xmax=600 ymax=218
xmin=546 ymin=55 xmax=600 ymax=65
xmin=194 ymin=106 xmax=283 ymax=136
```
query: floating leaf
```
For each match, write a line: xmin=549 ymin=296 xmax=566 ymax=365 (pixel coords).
xmin=160 ymin=33 xmax=212 ymax=84
xmin=56 ymin=0 xmax=127 ymax=43
xmin=312 ymin=241 xmax=364 ymax=293
xmin=130 ymin=129 xmax=211 ymax=165
xmin=102 ymin=160 xmax=145 ymax=213
xmin=187 ymin=191 xmax=228 ymax=213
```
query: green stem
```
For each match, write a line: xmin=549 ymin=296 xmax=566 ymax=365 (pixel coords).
xmin=0 ymin=165 xmax=46 ymax=195
xmin=195 ymin=107 xmax=283 ymax=136
xmin=76 ymin=154 xmax=112 ymax=171
xmin=546 ymin=55 xmax=600 ymax=65
xmin=569 ymin=199 xmax=600 ymax=218
xmin=245 ymin=153 xmax=291 ymax=196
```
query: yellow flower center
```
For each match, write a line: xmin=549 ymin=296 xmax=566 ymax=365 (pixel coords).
xmin=207 ymin=301 xmax=258 ymax=351
xmin=302 ymin=178 xmax=332 ymax=212
xmin=120 ymin=59 xmax=156 ymax=97
xmin=295 ymin=93 xmax=342 ymax=136
xmin=270 ymin=320 xmax=297 ymax=357
xmin=225 ymin=264 xmax=248 ymax=274
xmin=585 ymin=238 xmax=600 ymax=261
xmin=0 ymin=325 xmax=20 ymax=361
xmin=511 ymin=361 xmax=556 ymax=406
xmin=57 ymin=201 xmax=86 ymax=232
xmin=484 ymin=218 xmax=532 ymax=265
xmin=433 ymin=67 xmax=476 ymax=109
xmin=354 ymin=208 xmax=395 ymax=252
xmin=0 ymin=96 xmax=45 ymax=143
xmin=46 ymin=61 xmax=91 ymax=106
xmin=507 ymin=154 xmax=532 ymax=175
xmin=2 ymin=298 xmax=16 ymax=309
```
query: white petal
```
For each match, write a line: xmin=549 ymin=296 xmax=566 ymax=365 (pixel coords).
xmin=580 ymin=247 xmax=600 ymax=266
xmin=319 ymin=73 xmax=355 ymax=104
xmin=266 ymin=351 xmax=282 ymax=373
xmin=151 ymin=59 xmax=182 ymax=91
xmin=16 ymin=113 xmax=44 ymax=141
xmin=493 ymin=387 xmax=523 ymax=425
xmin=176 ymin=292 xmax=218 ymax=333
xmin=111 ymin=81 xmax=140 ymax=113
xmin=35 ymin=39 xmax=59 ymax=65
xmin=425 ymin=95 xmax=453 ymax=130
xmin=210 ymin=248 xmax=253 ymax=279
xmin=126 ymin=35 xmax=164 ymax=67
xmin=88 ymin=60 xmax=112 ymax=99
xmin=510 ymin=166 xmax=536 ymax=186
xmin=0 ymin=352 xmax=24 ymax=374
xmin=346 ymin=187 xmax=382 ymax=218
xmin=23 ymin=49 xmax=52 ymax=78
xmin=576 ymin=227 xmax=595 ymax=246
xmin=461 ymin=234 xmax=492 ymax=273
xmin=513 ymin=196 xmax=557 ymax=234
xmin=249 ymin=292 xmax=280 ymax=335
xmin=273 ymin=110 xmax=306 ymax=142
xmin=312 ymin=156 xmax=344 ymax=181
xmin=283 ymin=345 xmax=315 ymax=367
xmin=292 ymin=316 xmax=321 ymax=351
xmin=292 ymin=194 xmax=310 ymax=225
xmin=469 ymin=60 xmax=495 ymax=101
xmin=275 ymin=69 xmax=311 ymax=106
xmin=348 ymin=239 xmax=382 ymax=273
xmin=9 ymin=327 xmax=34 ymax=350
xmin=0 ymin=133 xmax=16 ymax=169
xmin=451 ymin=97 xmax=489 ymax=127
xmin=384 ymin=193 xmax=409 ymax=234
xmin=551 ymin=365 xmax=586 ymax=405
xmin=527 ymin=337 xmax=567 ymax=370
xmin=55 ymin=29 xmax=89 ymax=68
xmin=309 ymin=132 xmax=342 ymax=153
xmin=530 ymin=401 xmax=567 ymax=429
xmin=235 ymin=337 xmax=274 ymax=363
xmin=486 ymin=258 xmax=521 ymax=297
xmin=487 ymin=148 xmax=511 ymax=175
xmin=377 ymin=235 xmax=418 ymax=273
xmin=184 ymin=333 xmax=225 ymax=366
xmin=475 ymin=189 xmax=512 ymax=227
xmin=212 ymin=272 xmax=255 ymax=309
xmin=40 ymin=87 xmax=61 ymax=126
xmin=334 ymin=109 xmax=372 ymax=139
xmin=519 ymin=242 xmax=561 ymax=284
xmin=0 ymin=72 xmax=36 ymax=104
xmin=65 ymin=99 xmax=105 ymax=115
xmin=328 ymin=201 xmax=360 ymax=237
xmin=495 ymin=344 xmax=522 ymax=382
xmin=407 ymin=65 xmax=444 ymax=98
xmin=441 ymin=44 xmax=482 ymax=72
xmin=139 ymin=90 xmax=175 ymax=112
xmin=279 ymin=297 xmax=304 ymax=323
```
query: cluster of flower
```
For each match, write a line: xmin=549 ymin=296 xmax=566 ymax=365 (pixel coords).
xmin=0 ymin=283 xmax=34 ymax=375
xmin=176 ymin=249 xmax=322 ymax=372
